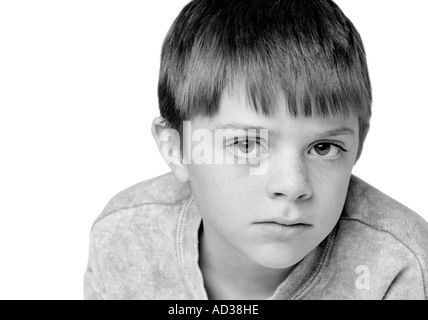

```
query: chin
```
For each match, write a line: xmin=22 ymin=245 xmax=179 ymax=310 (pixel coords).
xmin=252 ymin=246 xmax=309 ymax=270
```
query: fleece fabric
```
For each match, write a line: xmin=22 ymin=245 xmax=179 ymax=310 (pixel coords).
xmin=84 ymin=172 xmax=428 ymax=300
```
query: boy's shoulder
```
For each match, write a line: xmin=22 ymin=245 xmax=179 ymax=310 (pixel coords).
xmin=338 ymin=175 xmax=428 ymax=294
xmin=94 ymin=171 xmax=191 ymax=224
xmin=343 ymin=174 xmax=428 ymax=244
xmin=86 ymin=172 xmax=193 ymax=299
xmin=313 ymin=175 xmax=428 ymax=299
xmin=300 ymin=176 xmax=428 ymax=299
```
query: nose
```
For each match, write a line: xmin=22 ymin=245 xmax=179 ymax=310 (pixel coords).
xmin=265 ymin=153 xmax=313 ymax=202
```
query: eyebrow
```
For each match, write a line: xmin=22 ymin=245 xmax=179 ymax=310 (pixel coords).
xmin=315 ymin=126 xmax=355 ymax=137
xmin=210 ymin=122 xmax=268 ymax=131
xmin=210 ymin=122 xmax=355 ymax=137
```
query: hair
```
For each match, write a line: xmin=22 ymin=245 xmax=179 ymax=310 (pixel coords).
xmin=158 ymin=0 xmax=372 ymax=161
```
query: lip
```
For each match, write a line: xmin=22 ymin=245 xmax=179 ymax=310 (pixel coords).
xmin=259 ymin=217 xmax=312 ymax=226
xmin=254 ymin=220 xmax=312 ymax=237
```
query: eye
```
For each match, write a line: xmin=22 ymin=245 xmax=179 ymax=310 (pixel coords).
xmin=234 ymin=138 xmax=256 ymax=154
xmin=227 ymin=137 xmax=266 ymax=159
xmin=309 ymin=142 xmax=347 ymax=158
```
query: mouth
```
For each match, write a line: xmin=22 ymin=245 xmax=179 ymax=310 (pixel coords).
xmin=255 ymin=221 xmax=311 ymax=229
xmin=253 ymin=219 xmax=312 ymax=236
xmin=256 ymin=217 xmax=312 ymax=227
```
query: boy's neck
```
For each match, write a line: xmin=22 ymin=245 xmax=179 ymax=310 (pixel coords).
xmin=198 ymin=224 xmax=295 ymax=300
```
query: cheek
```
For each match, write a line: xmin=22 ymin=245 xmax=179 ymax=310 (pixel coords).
xmin=189 ymin=164 xmax=230 ymax=193
xmin=188 ymin=163 xmax=256 ymax=194
xmin=189 ymin=165 xmax=233 ymax=214
xmin=188 ymin=164 xmax=259 ymax=222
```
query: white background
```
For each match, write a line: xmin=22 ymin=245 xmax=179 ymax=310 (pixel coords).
xmin=0 ymin=0 xmax=427 ymax=300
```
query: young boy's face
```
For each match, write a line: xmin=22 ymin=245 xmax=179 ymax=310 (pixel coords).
xmin=184 ymin=87 xmax=359 ymax=270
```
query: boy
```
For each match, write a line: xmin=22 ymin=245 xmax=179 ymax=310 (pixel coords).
xmin=84 ymin=0 xmax=428 ymax=299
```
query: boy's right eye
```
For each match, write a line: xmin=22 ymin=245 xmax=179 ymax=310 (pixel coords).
xmin=233 ymin=137 xmax=257 ymax=154
xmin=226 ymin=136 xmax=267 ymax=160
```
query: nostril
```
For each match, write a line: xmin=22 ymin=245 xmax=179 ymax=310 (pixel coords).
xmin=298 ymin=193 xmax=310 ymax=200
xmin=272 ymin=192 xmax=310 ymax=200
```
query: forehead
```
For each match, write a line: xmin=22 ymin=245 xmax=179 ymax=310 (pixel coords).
xmin=191 ymin=87 xmax=359 ymax=138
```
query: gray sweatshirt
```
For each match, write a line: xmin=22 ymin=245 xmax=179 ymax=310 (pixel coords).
xmin=84 ymin=172 xmax=428 ymax=299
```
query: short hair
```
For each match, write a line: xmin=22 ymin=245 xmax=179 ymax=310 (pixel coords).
xmin=158 ymin=0 xmax=372 ymax=161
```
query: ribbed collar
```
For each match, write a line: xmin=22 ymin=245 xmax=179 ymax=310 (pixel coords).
xmin=177 ymin=196 xmax=336 ymax=300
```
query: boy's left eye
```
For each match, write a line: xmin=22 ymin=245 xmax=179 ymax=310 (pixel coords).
xmin=309 ymin=142 xmax=346 ymax=157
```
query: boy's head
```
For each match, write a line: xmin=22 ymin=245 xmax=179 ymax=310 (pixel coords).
xmin=153 ymin=0 xmax=372 ymax=271
xmin=157 ymin=0 xmax=371 ymax=161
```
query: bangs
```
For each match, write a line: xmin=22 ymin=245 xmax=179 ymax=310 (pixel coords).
xmin=160 ymin=0 xmax=372 ymax=130
xmin=224 ymin=46 xmax=371 ymax=122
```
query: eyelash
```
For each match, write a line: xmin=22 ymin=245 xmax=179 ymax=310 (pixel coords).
xmin=314 ymin=140 xmax=347 ymax=151
xmin=226 ymin=136 xmax=259 ymax=145
xmin=311 ymin=140 xmax=348 ymax=162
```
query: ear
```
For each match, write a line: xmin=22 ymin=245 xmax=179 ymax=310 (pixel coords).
xmin=151 ymin=117 xmax=189 ymax=183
